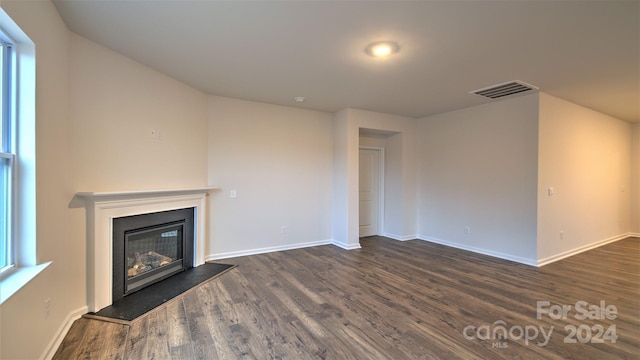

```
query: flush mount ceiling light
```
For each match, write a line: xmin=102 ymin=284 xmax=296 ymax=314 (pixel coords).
xmin=365 ymin=41 xmax=400 ymax=57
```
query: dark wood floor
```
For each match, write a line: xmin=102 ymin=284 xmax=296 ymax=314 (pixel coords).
xmin=53 ymin=237 xmax=639 ymax=359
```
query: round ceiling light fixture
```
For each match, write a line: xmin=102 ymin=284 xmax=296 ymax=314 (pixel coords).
xmin=365 ymin=41 xmax=400 ymax=58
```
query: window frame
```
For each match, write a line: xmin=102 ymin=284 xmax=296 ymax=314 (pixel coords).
xmin=0 ymin=9 xmax=47 ymax=305
xmin=0 ymin=30 xmax=16 ymax=277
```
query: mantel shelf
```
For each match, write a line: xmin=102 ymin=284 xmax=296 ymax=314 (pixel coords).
xmin=76 ymin=187 xmax=218 ymax=203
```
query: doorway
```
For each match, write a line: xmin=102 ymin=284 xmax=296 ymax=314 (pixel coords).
xmin=359 ymin=147 xmax=383 ymax=237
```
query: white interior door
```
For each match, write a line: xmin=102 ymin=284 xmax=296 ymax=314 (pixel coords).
xmin=359 ymin=148 xmax=380 ymax=237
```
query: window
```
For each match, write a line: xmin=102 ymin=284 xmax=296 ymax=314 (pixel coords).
xmin=0 ymin=31 xmax=15 ymax=275
xmin=0 ymin=10 xmax=43 ymax=304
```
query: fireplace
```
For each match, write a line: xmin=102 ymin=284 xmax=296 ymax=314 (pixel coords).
xmin=112 ymin=208 xmax=194 ymax=301
xmin=76 ymin=188 xmax=214 ymax=312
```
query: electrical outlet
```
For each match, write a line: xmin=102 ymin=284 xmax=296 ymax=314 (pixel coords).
xmin=150 ymin=129 xmax=162 ymax=140
xmin=559 ymin=231 xmax=564 ymax=240
xmin=281 ymin=226 xmax=287 ymax=234
xmin=464 ymin=226 xmax=471 ymax=235
xmin=230 ymin=190 xmax=237 ymax=198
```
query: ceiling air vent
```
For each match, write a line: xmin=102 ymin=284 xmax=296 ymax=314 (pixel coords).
xmin=470 ymin=80 xmax=538 ymax=99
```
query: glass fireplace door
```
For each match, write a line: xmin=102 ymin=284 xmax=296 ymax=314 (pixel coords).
xmin=125 ymin=222 xmax=185 ymax=294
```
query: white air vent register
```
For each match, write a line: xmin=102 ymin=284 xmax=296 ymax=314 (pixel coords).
xmin=470 ymin=80 xmax=538 ymax=99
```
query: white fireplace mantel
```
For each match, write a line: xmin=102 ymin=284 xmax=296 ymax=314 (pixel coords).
xmin=76 ymin=187 xmax=216 ymax=312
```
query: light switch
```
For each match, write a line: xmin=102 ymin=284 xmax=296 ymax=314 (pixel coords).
xmin=230 ymin=190 xmax=237 ymax=198
xmin=547 ymin=187 xmax=555 ymax=196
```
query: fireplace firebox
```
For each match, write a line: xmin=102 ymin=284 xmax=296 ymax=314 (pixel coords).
xmin=112 ymin=207 xmax=194 ymax=302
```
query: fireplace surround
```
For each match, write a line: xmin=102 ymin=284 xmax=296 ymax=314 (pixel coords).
xmin=113 ymin=207 xmax=194 ymax=301
xmin=76 ymin=188 xmax=215 ymax=312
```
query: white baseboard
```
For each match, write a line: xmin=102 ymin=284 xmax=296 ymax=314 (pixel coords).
xmin=536 ymin=233 xmax=632 ymax=267
xmin=205 ymin=239 xmax=334 ymax=260
xmin=383 ymin=233 xmax=417 ymax=241
xmin=417 ymin=235 xmax=538 ymax=266
xmin=41 ymin=305 xmax=88 ymax=360
xmin=331 ymin=240 xmax=362 ymax=250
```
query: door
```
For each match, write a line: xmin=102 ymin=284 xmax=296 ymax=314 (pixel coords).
xmin=359 ymin=148 xmax=381 ymax=237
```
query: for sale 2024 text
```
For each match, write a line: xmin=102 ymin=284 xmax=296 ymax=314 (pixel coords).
xmin=537 ymin=300 xmax=618 ymax=344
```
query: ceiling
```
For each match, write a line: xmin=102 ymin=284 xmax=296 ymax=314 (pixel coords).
xmin=53 ymin=0 xmax=639 ymax=122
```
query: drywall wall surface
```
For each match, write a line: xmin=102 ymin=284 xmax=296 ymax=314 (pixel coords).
xmin=538 ymin=93 xmax=632 ymax=261
xmin=417 ymin=94 xmax=539 ymax=263
xmin=208 ymin=96 xmax=334 ymax=255
xmin=70 ymin=33 xmax=208 ymax=191
xmin=359 ymin=134 xmax=387 ymax=148
xmin=383 ymin=132 xmax=405 ymax=237
xmin=332 ymin=109 xmax=358 ymax=248
xmin=631 ymin=123 xmax=640 ymax=234
xmin=0 ymin=9 xmax=209 ymax=356
xmin=0 ymin=1 xmax=84 ymax=359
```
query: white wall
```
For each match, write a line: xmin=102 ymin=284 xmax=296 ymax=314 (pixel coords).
xmin=208 ymin=96 xmax=334 ymax=257
xmin=359 ymin=134 xmax=387 ymax=148
xmin=631 ymin=123 xmax=640 ymax=234
xmin=0 ymin=1 xmax=209 ymax=358
xmin=332 ymin=109 xmax=356 ymax=248
xmin=70 ymin=34 xmax=208 ymax=191
xmin=537 ymin=93 xmax=632 ymax=262
xmin=383 ymin=133 xmax=407 ymax=238
xmin=417 ymin=94 xmax=539 ymax=264
xmin=0 ymin=1 xmax=81 ymax=359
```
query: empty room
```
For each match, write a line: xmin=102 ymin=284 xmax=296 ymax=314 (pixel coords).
xmin=0 ymin=1 xmax=638 ymax=359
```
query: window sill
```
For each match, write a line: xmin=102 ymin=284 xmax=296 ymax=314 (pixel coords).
xmin=0 ymin=262 xmax=51 ymax=305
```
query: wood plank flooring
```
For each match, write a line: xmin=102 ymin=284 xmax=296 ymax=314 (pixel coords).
xmin=53 ymin=237 xmax=640 ymax=359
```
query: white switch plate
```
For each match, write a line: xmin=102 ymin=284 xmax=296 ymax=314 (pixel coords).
xmin=547 ymin=187 xmax=555 ymax=196
xmin=230 ymin=190 xmax=237 ymax=198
